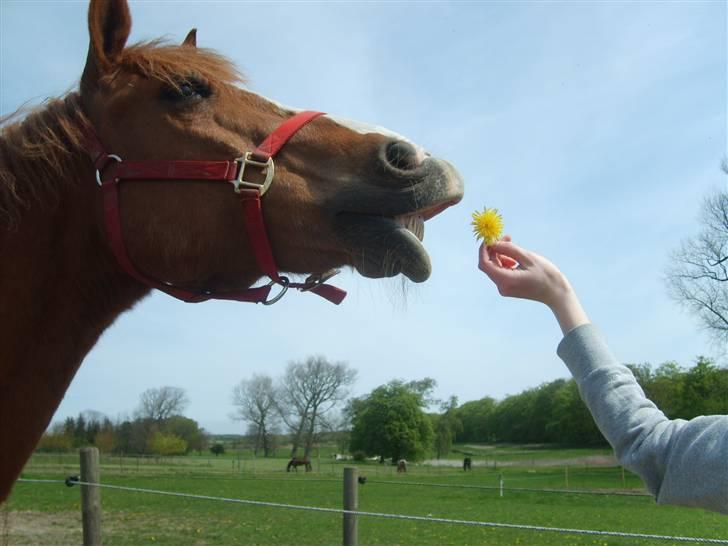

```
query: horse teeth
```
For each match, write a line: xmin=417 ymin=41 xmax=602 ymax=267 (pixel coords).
xmin=396 ymin=214 xmax=424 ymax=242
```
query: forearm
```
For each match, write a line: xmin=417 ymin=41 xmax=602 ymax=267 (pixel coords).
xmin=557 ymin=324 xmax=728 ymax=514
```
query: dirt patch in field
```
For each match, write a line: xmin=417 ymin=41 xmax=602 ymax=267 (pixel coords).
xmin=1 ymin=510 xmax=82 ymax=546
xmin=1 ymin=509 xmax=219 ymax=546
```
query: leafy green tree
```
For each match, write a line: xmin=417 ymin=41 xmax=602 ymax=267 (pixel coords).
xmin=210 ymin=443 xmax=225 ymax=456
xmin=349 ymin=379 xmax=434 ymax=462
xmin=490 ymin=388 xmax=539 ymax=443
xmin=433 ymin=396 xmax=462 ymax=459
xmin=112 ymin=418 xmax=158 ymax=454
xmin=678 ymin=356 xmax=728 ymax=418
xmin=454 ymin=397 xmax=497 ymax=442
xmin=626 ymin=363 xmax=654 ymax=387
xmin=651 ymin=362 xmax=685 ymax=418
xmin=627 ymin=361 xmax=685 ymax=418
xmin=545 ymin=381 xmax=605 ymax=446
xmin=164 ymin=415 xmax=207 ymax=454
xmin=403 ymin=377 xmax=439 ymax=406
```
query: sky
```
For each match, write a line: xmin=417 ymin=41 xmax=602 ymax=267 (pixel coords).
xmin=1 ymin=1 xmax=726 ymax=435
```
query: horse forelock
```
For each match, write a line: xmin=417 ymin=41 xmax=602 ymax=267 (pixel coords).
xmin=109 ymin=40 xmax=246 ymax=96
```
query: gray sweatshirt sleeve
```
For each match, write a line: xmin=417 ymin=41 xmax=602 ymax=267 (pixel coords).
xmin=557 ymin=323 xmax=728 ymax=514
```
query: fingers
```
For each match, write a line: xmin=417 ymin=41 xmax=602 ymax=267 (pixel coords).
xmin=478 ymin=244 xmax=516 ymax=284
xmin=488 ymin=239 xmax=534 ymax=267
xmin=479 ymin=242 xmax=519 ymax=271
xmin=500 ymin=255 xmax=519 ymax=269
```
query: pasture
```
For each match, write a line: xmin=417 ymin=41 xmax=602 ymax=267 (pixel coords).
xmin=4 ymin=445 xmax=727 ymax=545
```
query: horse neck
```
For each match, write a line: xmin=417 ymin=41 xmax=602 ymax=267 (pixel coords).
xmin=0 ymin=105 xmax=148 ymax=502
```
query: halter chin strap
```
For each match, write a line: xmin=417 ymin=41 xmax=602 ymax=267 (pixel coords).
xmin=87 ymin=110 xmax=346 ymax=305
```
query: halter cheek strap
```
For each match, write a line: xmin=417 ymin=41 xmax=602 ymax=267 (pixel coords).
xmin=88 ymin=110 xmax=346 ymax=306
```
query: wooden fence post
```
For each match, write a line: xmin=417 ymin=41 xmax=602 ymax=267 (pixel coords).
xmin=79 ymin=447 xmax=101 ymax=546
xmin=343 ymin=467 xmax=358 ymax=546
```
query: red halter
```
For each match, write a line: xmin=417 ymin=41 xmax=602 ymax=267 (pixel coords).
xmin=86 ymin=111 xmax=346 ymax=305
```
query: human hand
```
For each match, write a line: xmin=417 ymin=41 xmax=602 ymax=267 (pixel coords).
xmin=478 ymin=237 xmax=589 ymax=334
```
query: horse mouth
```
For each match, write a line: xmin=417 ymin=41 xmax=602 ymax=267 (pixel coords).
xmin=336 ymin=198 xmax=462 ymax=283
xmin=328 ymin=156 xmax=464 ymax=282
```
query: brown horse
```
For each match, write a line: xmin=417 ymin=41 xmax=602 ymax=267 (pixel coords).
xmin=286 ymin=458 xmax=312 ymax=473
xmin=0 ymin=0 xmax=463 ymax=502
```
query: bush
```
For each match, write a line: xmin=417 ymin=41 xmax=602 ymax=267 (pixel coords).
xmin=148 ymin=432 xmax=187 ymax=456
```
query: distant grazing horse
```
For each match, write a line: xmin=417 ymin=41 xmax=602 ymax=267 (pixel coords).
xmin=0 ymin=0 xmax=463 ymax=502
xmin=396 ymin=459 xmax=407 ymax=473
xmin=287 ymin=458 xmax=312 ymax=472
xmin=463 ymin=457 xmax=472 ymax=471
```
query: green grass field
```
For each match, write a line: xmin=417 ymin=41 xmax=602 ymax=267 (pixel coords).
xmin=3 ymin=446 xmax=727 ymax=545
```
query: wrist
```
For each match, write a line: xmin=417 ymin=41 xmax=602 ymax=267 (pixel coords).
xmin=549 ymin=286 xmax=589 ymax=335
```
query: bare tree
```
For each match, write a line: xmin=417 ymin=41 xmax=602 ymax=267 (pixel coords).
xmin=137 ymin=386 xmax=189 ymax=423
xmin=666 ymin=187 xmax=728 ymax=347
xmin=230 ymin=375 xmax=279 ymax=457
xmin=277 ymin=356 xmax=357 ymax=459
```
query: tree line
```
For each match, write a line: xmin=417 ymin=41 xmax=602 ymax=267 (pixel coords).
xmin=37 ymin=387 xmax=208 ymax=456
xmin=453 ymin=356 xmax=728 ymax=447
xmin=36 ymin=355 xmax=727 ymax=461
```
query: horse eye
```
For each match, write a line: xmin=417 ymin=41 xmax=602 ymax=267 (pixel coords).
xmin=162 ymin=77 xmax=211 ymax=103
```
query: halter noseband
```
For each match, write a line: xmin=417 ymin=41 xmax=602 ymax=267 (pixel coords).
xmin=86 ymin=111 xmax=346 ymax=305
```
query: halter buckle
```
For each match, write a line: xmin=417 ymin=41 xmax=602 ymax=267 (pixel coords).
xmin=232 ymin=152 xmax=275 ymax=196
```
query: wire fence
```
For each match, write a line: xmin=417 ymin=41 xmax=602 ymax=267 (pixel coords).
xmin=24 ymin=451 xmax=645 ymax=488
xmin=16 ymin=478 xmax=728 ymax=544
xmin=24 ymin=464 xmax=651 ymax=498
xmin=365 ymin=478 xmax=652 ymax=497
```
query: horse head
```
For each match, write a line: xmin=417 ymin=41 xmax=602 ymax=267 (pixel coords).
xmin=80 ymin=0 xmax=464 ymax=298
xmin=0 ymin=0 xmax=465 ymax=503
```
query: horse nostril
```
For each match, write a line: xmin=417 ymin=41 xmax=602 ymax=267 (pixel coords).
xmin=384 ymin=140 xmax=420 ymax=171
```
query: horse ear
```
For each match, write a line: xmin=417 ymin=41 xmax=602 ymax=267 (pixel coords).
xmin=82 ymin=0 xmax=131 ymax=88
xmin=182 ymin=28 xmax=197 ymax=48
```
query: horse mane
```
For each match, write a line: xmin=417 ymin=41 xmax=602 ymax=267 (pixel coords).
xmin=0 ymin=39 xmax=245 ymax=228
xmin=0 ymin=94 xmax=89 ymax=228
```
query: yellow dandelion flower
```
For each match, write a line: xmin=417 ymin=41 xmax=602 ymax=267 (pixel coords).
xmin=471 ymin=207 xmax=504 ymax=245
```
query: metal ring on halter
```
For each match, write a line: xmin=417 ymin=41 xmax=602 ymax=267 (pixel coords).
xmin=263 ymin=276 xmax=289 ymax=305
xmin=95 ymin=154 xmax=122 ymax=186
xmin=298 ymin=268 xmax=341 ymax=292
